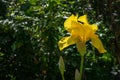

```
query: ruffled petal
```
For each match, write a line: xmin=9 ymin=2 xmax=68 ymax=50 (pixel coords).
xmin=58 ymin=36 xmax=76 ymax=51
xmin=64 ymin=14 xmax=78 ymax=32
xmin=71 ymin=21 xmax=92 ymax=43
xmin=71 ymin=21 xmax=84 ymax=37
xmin=78 ymin=15 xmax=88 ymax=24
xmin=91 ymin=34 xmax=106 ymax=53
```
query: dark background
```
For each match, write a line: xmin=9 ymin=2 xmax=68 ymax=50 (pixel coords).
xmin=0 ymin=0 xmax=120 ymax=80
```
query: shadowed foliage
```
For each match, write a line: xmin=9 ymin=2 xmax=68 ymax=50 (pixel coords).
xmin=0 ymin=0 xmax=120 ymax=80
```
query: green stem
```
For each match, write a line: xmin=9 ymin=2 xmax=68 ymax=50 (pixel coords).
xmin=80 ymin=55 xmax=84 ymax=80
xmin=62 ymin=74 xmax=65 ymax=80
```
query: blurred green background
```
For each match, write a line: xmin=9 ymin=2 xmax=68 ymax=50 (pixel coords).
xmin=0 ymin=0 xmax=120 ymax=80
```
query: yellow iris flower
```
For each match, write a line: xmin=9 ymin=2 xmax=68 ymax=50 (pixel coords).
xmin=58 ymin=14 xmax=106 ymax=54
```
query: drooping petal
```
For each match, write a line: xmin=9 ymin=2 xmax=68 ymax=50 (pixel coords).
xmin=78 ymin=15 xmax=88 ymax=24
xmin=64 ymin=14 xmax=78 ymax=32
xmin=91 ymin=34 xmax=106 ymax=53
xmin=58 ymin=36 xmax=76 ymax=51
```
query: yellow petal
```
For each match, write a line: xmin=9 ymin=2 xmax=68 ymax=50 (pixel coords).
xmin=58 ymin=36 xmax=76 ymax=51
xmin=71 ymin=21 xmax=84 ymax=36
xmin=90 ymin=24 xmax=98 ymax=32
xmin=71 ymin=21 xmax=92 ymax=43
xmin=78 ymin=15 xmax=88 ymax=24
xmin=91 ymin=34 xmax=106 ymax=53
xmin=64 ymin=14 xmax=78 ymax=32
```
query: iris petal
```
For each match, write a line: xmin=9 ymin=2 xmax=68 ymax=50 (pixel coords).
xmin=71 ymin=21 xmax=84 ymax=36
xmin=90 ymin=24 xmax=98 ymax=32
xmin=91 ymin=34 xmax=106 ymax=53
xmin=71 ymin=21 xmax=92 ymax=43
xmin=78 ymin=15 xmax=88 ymax=24
xmin=64 ymin=15 xmax=78 ymax=32
xmin=58 ymin=36 xmax=76 ymax=51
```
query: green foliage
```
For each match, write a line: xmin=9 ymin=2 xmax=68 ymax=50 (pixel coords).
xmin=0 ymin=0 xmax=120 ymax=80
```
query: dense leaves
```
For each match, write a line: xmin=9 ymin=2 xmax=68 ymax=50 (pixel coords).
xmin=0 ymin=0 xmax=120 ymax=80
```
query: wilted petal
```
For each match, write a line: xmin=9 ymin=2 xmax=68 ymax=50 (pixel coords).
xmin=78 ymin=15 xmax=88 ymax=24
xmin=91 ymin=34 xmax=106 ymax=53
xmin=64 ymin=14 xmax=78 ymax=32
xmin=58 ymin=36 xmax=76 ymax=51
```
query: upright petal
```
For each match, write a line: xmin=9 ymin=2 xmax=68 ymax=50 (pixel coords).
xmin=64 ymin=14 xmax=78 ymax=32
xmin=71 ymin=21 xmax=92 ymax=43
xmin=91 ymin=34 xmax=106 ymax=53
xmin=71 ymin=21 xmax=84 ymax=37
xmin=78 ymin=15 xmax=88 ymax=24
xmin=58 ymin=36 xmax=76 ymax=51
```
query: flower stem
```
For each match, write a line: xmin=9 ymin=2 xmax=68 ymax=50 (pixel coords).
xmin=62 ymin=74 xmax=65 ymax=80
xmin=80 ymin=55 xmax=84 ymax=80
